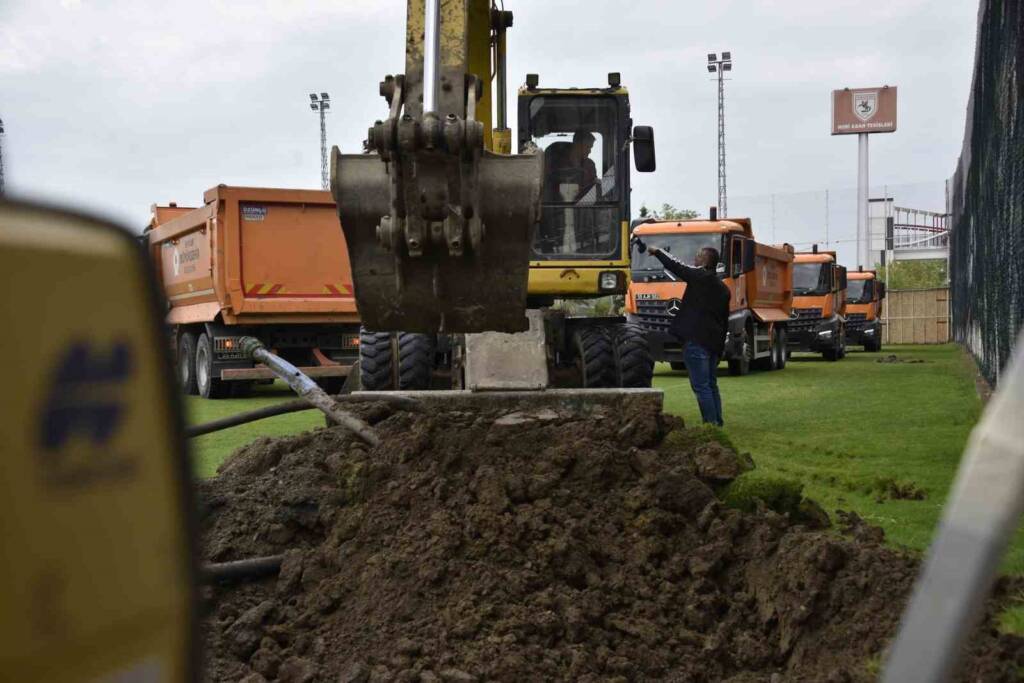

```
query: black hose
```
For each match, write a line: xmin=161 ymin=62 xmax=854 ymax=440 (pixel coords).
xmin=202 ymin=554 xmax=284 ymax=583
xmin=186 ymin=393 xmax=423 ymax=438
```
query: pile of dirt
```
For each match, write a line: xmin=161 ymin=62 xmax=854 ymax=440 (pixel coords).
xmin=197 ymin=400 xmax=1023 ymax=682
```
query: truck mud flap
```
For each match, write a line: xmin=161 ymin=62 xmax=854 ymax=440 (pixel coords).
xmin=331 ymin=149 xmax=542 ymax=334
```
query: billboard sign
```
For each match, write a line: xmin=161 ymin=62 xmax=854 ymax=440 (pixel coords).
xmin=832 ymin=86 xmax=897 ymax=134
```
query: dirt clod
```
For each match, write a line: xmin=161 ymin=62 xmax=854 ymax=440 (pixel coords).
xmin=199 ymin=403 xmax=1024 ymax=682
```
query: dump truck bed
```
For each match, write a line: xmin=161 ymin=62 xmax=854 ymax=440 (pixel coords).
xmin=146 ymin=186 xmax=358 ymax=326
xmin=746 ymin=242 xmax=794 ymax=322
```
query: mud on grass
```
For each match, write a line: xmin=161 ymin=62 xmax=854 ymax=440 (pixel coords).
xmin=198 ymin=402 xmax=1024 ymax=682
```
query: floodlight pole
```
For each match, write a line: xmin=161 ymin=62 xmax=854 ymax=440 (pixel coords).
xmin=717 ymin=66 xmax=727 ymax=218
xmin=707 ymin=52 xmax=732 ymax=218
xmin=318 ymin=104 xmax=328 ymax=190
xmin=309 ymin=94 xmax=330 ymax=190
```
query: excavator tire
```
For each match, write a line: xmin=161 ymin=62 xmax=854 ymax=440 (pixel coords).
xmin=573 ymin=328 xmax=615 ymax=388
xmin=359 ymin=328 xmax=396 ymax=391
xmin=670 ymin=361 xmax=687 ymax=372
xmin=397 ymin=332 xmax=435 ymax=391
xmin=612 ymin=323 xmax=654 ymax=388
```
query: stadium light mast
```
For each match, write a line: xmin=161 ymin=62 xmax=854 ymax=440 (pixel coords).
xmin=707 ymin=52 xmax=732 ymax=218
xmin=0 ymin=118 xmax=6 ymax=196
xmin=309 ymin=93 xmax=330 ymax=190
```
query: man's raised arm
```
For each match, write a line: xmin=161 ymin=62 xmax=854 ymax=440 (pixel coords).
xmin=650 ymin=247 xmax=700 ymax=281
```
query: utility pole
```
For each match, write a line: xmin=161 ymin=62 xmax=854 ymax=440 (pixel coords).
xmin=707 ymin=52 xmax=732 ymax=217
xmin=825 ymin=189 xmax=830 ymax=247
xmin=0 ymin=117 xmax=6 ymax=196
xmin=857 ymin=132 xmax=868 ymax=268
xmin=309 ymin=93 xmax=330 ymax=190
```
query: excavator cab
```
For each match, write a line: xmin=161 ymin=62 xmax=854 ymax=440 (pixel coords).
xmin=518 ymin=73 xmax=656 ymax=303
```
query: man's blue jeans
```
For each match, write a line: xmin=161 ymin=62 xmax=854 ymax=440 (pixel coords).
xmin=683 ymin=341 xmax=723 ymax=426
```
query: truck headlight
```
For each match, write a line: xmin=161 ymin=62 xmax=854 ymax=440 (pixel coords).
xmin=817 ymin=329 xmax=833 ymax=338
xmin=599 ymin=271 xmax=620 ymax=291
xmin=864 ymin=328 xmax=875 ymax=335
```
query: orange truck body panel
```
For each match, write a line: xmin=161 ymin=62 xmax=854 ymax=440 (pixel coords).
xmin=625 ymin=218 xmax=794 ymax=370
xmin=146 ymin=186 xmax=359 ymax=325
xmin=144 ymin=186 xmax=362 ymax=390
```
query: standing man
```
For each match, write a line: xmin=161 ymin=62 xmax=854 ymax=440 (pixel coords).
xmin=632 ymin=236 xmax=730 ymax=426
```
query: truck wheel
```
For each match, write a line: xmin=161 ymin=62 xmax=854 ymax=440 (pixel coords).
xmin=196 ymin=332 xmax=229 ymax=399
xmin=573 ymin=328 xmax=615 ymax=388
xmin=670 ymin=361 xmax=687 ymax=372
xmin=612 ymin=323 xmax=654 ymax=388
xmin=776 ymin=328 xmax=787 ymax=370
xmin=397 ymin=332 xmax=435 ymax=390
xmin=728 ymin=330 xmax=752 ymax=376
xmin=865 ymin=338 xmax=882 ymax=352
xmin=177 ymin=331 xmax=199 ymax=395
xmin=359 ymin=328 xmax=396 ymax=391
xmin=823 ymin=342 xmax=840 ymax=362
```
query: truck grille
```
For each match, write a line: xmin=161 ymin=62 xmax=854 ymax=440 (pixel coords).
xmin=846 ymin=312 xmax=867 ymax=330
xmin=789 ymin=307 xmax=823 ymax=333
xmin=634 ymin=299 xmax=673 ymax=332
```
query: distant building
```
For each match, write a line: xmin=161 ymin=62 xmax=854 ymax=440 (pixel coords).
xmin=868 ymin=197 xmax=949 ymax=269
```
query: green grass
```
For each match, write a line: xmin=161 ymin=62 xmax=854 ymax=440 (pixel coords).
xmin=185 ymin=382 xmax=322 ymax=478
xmin=657 ymin=343 xmax=1024 ymax=575
xmin=183 ymin=343 xmax=1024 ymax=574
xmin=997 ymin=593 xmax=1024 ymax=635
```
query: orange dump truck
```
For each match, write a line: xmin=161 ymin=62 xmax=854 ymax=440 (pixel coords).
xmin=144 ymin=185 xmax=360 ymax=398
xmin=844 ymin=267 xmax=886 ymax=351
xmin=626 ymin=216 xmax=794 ymax=375
xmin=788 ymin=247 xmax=848 ymax=361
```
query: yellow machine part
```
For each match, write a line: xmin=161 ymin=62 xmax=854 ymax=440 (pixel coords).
xmin=0 ymin=201 xmax=196 ymax=682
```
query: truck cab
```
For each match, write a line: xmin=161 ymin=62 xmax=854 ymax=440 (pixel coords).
xmin=788 ymin=249 xmax=848 ymax=361
xmin=845 ymin=268 xmax=886 ymax=352
xmin=626 ymin=217 xmax=794 ymax=375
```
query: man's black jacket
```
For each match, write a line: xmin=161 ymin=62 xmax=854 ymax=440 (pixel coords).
xmin=651 ymin=250 xmax=731 ymax=356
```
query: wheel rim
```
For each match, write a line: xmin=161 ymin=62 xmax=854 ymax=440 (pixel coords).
xmin=197 ymin=346 xmax=209 ymax=389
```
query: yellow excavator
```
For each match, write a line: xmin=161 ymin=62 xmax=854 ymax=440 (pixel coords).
xmin=333 ymin=0 xmax=658 ymax=391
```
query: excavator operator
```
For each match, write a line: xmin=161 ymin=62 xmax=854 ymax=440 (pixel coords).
xmin=544 ymin=131 xmax=598 ymax=202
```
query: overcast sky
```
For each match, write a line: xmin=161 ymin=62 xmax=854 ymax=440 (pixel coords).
xmin=0 ymin=1 xmax=978 ymax=265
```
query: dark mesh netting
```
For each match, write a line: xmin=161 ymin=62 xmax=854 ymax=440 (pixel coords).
xmin=949 ymin=0 xmax=1024 ymax=385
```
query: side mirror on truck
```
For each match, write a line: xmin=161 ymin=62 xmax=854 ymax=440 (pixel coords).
xmin=633 ymin=126 xmax=656 ymax=173
xmin=878 ymin=281 xmax=886 ymax=299
xmin=837 ymin=267 xmax=848 ymax=291
xmin=742 ymin=239 xmax=756 ymax=273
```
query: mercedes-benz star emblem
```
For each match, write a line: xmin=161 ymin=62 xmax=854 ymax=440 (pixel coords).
xmin=666 ymin=298 xmax=682 ymax=316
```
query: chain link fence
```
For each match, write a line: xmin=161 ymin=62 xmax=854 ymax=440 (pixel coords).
xmin=949 ymin=0 xmax=1024 ymax=385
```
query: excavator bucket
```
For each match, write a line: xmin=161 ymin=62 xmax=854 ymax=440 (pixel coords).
xmin=330 ymin=0 xmax=543 ymax=334
xmin=332 ymin=148 xmax=542 ymax=334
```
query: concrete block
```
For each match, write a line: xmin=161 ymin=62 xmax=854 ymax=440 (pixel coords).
xmin=464 ymin=309 xmax=548 ymax=390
